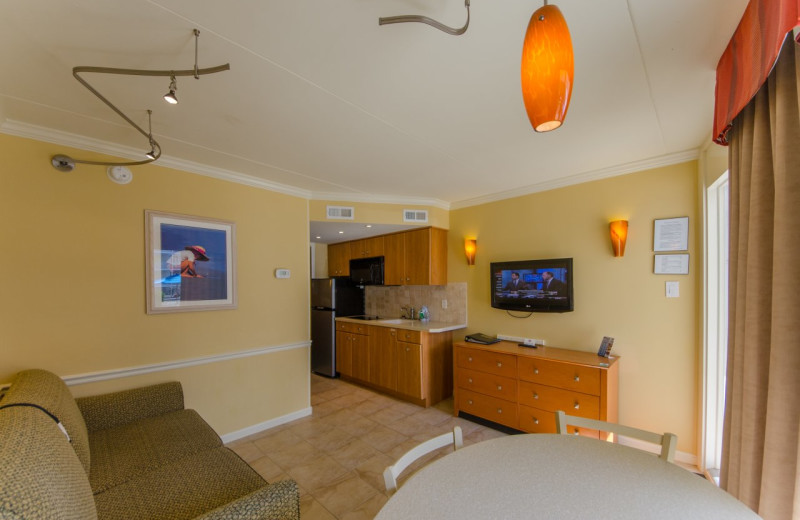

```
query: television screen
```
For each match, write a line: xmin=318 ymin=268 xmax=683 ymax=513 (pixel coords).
xmin=490 ymin=258 xmax=574 ymax=313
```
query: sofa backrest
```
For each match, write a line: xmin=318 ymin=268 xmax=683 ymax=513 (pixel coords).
xmin=0 ymin=406 xmax=98 ymax=520
xmin=1 ymin=369 xmax=91 ymax=476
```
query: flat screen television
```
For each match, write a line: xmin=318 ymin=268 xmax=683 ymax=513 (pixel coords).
xmin=490 ymin=258 xmax=574 ymax=313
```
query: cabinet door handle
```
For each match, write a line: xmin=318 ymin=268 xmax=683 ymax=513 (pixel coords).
xmin=496 ymin=409 xmax=502 ymax=414
xmin=534 ymin=368 xmax=539 ymax=375
xmin=533 ymin=417 xmax=539 ymax=425
xmin=533 ymin=393 xmax=539 ymax=400
xmin=496 ymin=362 xmax=502 ymax=368
xmin=468 ymin=378 xmax=473 ymax=384
xmin=406 ymin=347 xmax=410 ymax=352
xmin=574 ymin=402 xmax=580 ymax=410
xmin=468 ymin=399 xmax=473 ymax=405
xmin=574 ymin=375 xmax=580 ymax=382
xmin=468 ymin=357 xmax=473 ymax=362
xmin=497 ymin=385 xmax=502 ymax=391
xmin=573 ymin=430 xmax=581 ymax=436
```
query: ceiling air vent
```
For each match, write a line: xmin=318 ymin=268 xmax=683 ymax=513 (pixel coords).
xmin=326 ymin=205 xmax=354 ymax=220
xmin=403 ymin=209 xmax=429 ymax=223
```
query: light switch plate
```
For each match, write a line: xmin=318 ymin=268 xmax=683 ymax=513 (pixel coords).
xmin=666 ymin=281 xmax=680 ymax=298
xmin=274 ymin=268 xmax=291 ymax=279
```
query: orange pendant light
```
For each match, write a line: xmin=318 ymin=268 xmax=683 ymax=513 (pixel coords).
xmin=521 ymin=1 xmax=574 ymax=132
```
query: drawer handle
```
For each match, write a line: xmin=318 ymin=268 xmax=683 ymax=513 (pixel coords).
xmin=574 ymin=375 xmax=580 ymax=382
xmin=497 ymin=385 xmax=502 ymax=391
xmin=534 ymin=368 xmax=539 ymax=375
xmin=533 ymin=417 xmax=539 ymax=425
xmin=406 ymin=347 xmax=410 ymax=352
xmin=497 ymin=362 xmax=502 ymax=368
xmin=533 ymin=393 xmax=539 ymax=400
xmin=468 ymin=357 xmax=473 ymax=362
xmin=573 ymin=430 xmax=580 ymax=436
xmin=574 ymin=402 xmax=580 ymax=410
xmin=468 ymin=399 xmax=473 ymax=405
xmin=497 ymin=409 xmax=502 ymax=414
xmin=468 ymin=378 xmax=473 ymax=384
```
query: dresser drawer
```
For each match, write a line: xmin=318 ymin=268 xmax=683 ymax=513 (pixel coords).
xmin=337 ymin=322 xmax=372 ymax=335
xmin=518 ymin=357 xmax=600 ymax=395
xmin=458 ymin=389 xmax=518 ymax=429
xmin=457 ymin=369 xmax=517 ymax=402
xmin=518 ymin=405 xmax=599 ymax=438
xmin=517 ymin=381 xmax=600 ymax=419
xmin=397 ymin=329 xmax=420 ymax=343
xmin=457 ymin=347 xmax=517 ymax=378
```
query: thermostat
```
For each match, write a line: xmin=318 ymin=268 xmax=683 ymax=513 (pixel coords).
xmin=275 ymin=269 xmax=291 ymax=279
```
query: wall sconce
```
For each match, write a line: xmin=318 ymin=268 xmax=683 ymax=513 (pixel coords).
xmin=465 ymin=239 xmax=477 ymax=265
xmin=609 ymin=220 xmax=628 ymax=257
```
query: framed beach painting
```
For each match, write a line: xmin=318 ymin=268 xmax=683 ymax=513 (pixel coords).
xmin=145 ymin=210 xmax=237 ymax=314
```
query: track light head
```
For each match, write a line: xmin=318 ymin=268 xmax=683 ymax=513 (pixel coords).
xmin=163 ymin=75 xmax=178 ymax=104
xmin=145 ymin=149 xmax=157 ymax=160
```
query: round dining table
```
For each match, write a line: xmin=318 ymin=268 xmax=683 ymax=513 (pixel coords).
xmin=375 ymin=434 xmax=760 ymax=520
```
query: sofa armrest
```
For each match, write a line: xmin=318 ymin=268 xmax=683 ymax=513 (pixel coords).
xmin=76 ymin=382 xmax=184 ymax=432
xmin=191 ymin=480 xmax=300 ymax=520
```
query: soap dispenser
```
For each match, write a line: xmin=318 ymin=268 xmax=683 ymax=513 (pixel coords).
xmin=419 ymin=305 xmax=430 ymax=322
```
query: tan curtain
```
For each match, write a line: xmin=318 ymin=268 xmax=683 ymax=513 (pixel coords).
xmin=721 ymin=34 xmax=800 ymax=520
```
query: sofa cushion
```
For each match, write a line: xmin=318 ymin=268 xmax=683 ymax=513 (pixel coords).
xmin=89 ymin=409 xmax=223 ymax=493
xmin=0 ymin=406 xmax=98 ymax=520
xmin=3 ymin=369 xmax=91 ymax=476
xmin=93 ymin=447 xmax=267 ymax=520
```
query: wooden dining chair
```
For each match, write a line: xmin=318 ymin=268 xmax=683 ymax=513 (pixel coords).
xmin=555 ymin=410 xmax=678 ymax=463
xmin=383 ymin=426 xmax=463 ymax=493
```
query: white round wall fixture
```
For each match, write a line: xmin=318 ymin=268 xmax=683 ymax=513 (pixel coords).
xmin=107 ymin=166 xmax=133 ymax=185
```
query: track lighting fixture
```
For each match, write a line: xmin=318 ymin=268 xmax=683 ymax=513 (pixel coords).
xmin=163 ymin=75 xmax=178 ymax=105
xmin=50 ymin=28 xmax=229 ymax=170
xmin=379 ymin=0 xmax=470 ymax=36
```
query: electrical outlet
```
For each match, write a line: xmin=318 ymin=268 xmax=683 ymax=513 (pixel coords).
xmin=441 ymin=299 xmax=448 ymax=309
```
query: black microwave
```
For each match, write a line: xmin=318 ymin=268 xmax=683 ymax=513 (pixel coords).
xmin=350 ymin=256 xmax=385 ymax=285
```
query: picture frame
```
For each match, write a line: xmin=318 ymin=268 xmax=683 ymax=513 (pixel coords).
xmin=653 ymin=217 xmax=689 ymax=252
xmin=654 ymin=254 xmax=690 ymax=275
xmin=145 ymin=210 xmax=237 ymax=314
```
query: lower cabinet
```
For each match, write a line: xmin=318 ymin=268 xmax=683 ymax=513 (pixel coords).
xmin=336 ymin=321 xmax=453 ymax=407
xmin=453 ymin=341 xmax=619 ymax=436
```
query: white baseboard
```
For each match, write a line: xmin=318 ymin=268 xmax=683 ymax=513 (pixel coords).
xmin=221 ymin=407 xmax=312 ymax=444
xmin=617 ymin=435 xmax=698 ymax=467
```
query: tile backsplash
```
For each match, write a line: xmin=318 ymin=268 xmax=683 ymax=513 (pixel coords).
xmin=365 ymin=282 xmax=467 ymax=324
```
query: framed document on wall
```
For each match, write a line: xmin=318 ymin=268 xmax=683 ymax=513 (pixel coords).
xmin=653 ymin=217 xmax=689 ymax=252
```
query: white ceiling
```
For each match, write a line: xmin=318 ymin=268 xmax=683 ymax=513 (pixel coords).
xmin=0 ymin=0 xmax=746 ymax=209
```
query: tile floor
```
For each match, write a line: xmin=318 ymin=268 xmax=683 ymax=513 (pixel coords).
xmin=226 ymin=374 xmax=506 ymax=519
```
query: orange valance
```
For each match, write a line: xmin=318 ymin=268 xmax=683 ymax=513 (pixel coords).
xmin=713 ymin=0 xmax=800 ymax=145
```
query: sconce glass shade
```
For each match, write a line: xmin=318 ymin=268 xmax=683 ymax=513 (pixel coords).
xmin=521 ymin=3 xmax=574 ymax=132
xmin=465 ymin=239 xmax=477 ymax=265
xmin=609 ymin=220 xmax=628 ymax=257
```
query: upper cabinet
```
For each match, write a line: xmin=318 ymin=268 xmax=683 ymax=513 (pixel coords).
xmin=328 ymin=242 xmax=350 ymax=276
xmin=350 ymin=236 xmax=385 ymax=259
xmin=328 ymin=227 xmax=447 ymax=286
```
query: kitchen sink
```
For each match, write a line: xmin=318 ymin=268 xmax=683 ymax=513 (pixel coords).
xmin=379 ymin=319 xmax=418 ymax=325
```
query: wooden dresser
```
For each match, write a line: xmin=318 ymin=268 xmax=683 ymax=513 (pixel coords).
xmin=453 ymin=341 xmax=619 ymax=438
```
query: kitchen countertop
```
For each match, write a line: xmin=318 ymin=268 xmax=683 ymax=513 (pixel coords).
xmin=335 ymin=316 xmax=466 ymax=334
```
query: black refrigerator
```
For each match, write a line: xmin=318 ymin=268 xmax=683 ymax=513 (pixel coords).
xmin=311 ymin=277 xmax=364 ymax=377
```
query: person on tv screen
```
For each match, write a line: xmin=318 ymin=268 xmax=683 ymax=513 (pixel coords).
xmin=541 ymin=271 xmax=566 ymax=297
xmin=504 ymin=272 xmax=528 ymax=292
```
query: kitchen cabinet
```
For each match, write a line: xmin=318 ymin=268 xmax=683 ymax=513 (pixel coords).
xmin=453 ymin=342 xmax=619 ymax=437
xmin=336 ymin=321 xmax=372 ymax=378
xmin=350 ymin=236 xmax=384 ymax=259
xmin=384 ymin=227 xmax=448 ymax=286
xmin=336 ymin=320 xmax=454 ymax=407
xmin=328 ymin=242 xmax=351 ymax=276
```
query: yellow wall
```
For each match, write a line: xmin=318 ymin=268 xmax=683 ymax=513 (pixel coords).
xmin=309 ymin=200 xmax=449 ymax=229
xmin=448 ymin=162 xmax=700 ymax=453
xmin=0 ymin=134 xmax=311 ymax=436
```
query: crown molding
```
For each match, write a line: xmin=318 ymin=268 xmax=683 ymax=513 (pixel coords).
xmin=309 ymin=190 xmax=451 ymax=210
xmin=449 ymin=149 xmax=701 ymax=210
xmin=0 ymin=119 xmax=313 ymax=199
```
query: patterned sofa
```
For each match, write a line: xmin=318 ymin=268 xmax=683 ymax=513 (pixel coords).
xmin=0 ymin=369 xmax=299 ymax=520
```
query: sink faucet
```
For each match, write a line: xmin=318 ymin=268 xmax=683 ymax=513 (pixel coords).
xmin=400 ymin=306 xmax=416 ymax=320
